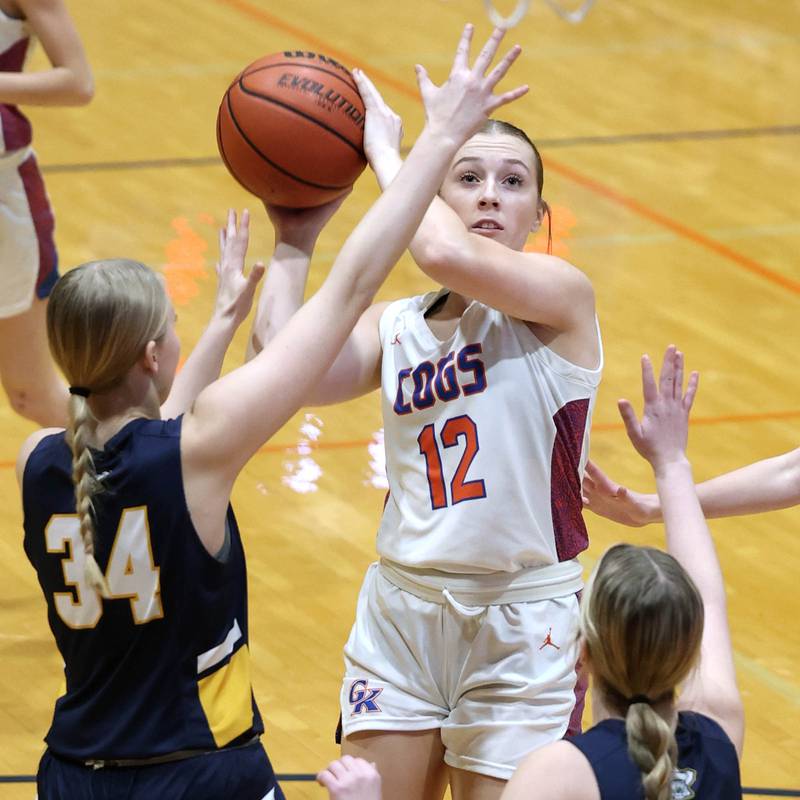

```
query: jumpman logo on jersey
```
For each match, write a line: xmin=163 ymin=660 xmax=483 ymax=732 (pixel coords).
xmin=390 ymin=333 xmax=402 ymax=345
xmin=539 ymin=627 xmax=560 ymax=650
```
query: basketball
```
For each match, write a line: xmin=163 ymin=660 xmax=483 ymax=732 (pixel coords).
xmin=216 ymin=51 xmax=367 ymax=207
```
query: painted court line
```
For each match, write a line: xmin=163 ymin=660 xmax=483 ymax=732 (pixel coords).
xmin=1 ymin=408 xmax=797 ymax=471
xmin=0 ymin=774 xmax=797 ymax=794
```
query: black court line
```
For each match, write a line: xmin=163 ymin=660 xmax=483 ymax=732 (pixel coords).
xmin=0 ymin=775 xmax=798 ymax=794
xmin=38 ymin=124 xmax=800 ymax=176
xmin=41 ymin=155 xmax=222 ymax=174
xmin=535 ymin=123 xmax=800 ymax=148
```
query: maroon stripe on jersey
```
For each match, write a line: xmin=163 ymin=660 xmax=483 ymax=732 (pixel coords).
xmin=0 ymin=34 xmax=29 ymax=71
xmin=0 ymin=38 xmax=33 ymax=151
xmin=17 ymin=153 xmax=58 ymax=297
xmin=550 ymin=398 xmax=590 ymax=561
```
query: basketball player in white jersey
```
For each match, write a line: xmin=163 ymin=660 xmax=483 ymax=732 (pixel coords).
xmin=0 ymin=0 xmax=93 ymax=426
xmin=248 ymin=28 xmax=601 ymax=800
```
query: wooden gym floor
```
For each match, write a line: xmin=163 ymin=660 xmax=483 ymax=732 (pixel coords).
xmin=0 ymin=0 xmax=798 ymax=796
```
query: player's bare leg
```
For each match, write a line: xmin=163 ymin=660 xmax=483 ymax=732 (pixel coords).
xmin=449 ymin=767 xmax=506 ymax=800
xmin=0 ymin=297 xmax=67 ymax=427
xmin=343 ymin=729 xmax=448 ymax=800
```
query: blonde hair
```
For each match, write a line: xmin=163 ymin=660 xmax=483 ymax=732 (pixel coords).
xmin=580 ymin=544 xmax=704 ymax=799
xmin=47 ymin=260 xmax=170 ymax=596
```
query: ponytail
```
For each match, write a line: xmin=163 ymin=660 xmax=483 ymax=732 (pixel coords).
xmin=542 ymin=200 xmax=553 ymax=255
xmin=66 ymin=394 xmax=109 ymax=597
xmin=626 ymin=701 xmax=677 ymax=799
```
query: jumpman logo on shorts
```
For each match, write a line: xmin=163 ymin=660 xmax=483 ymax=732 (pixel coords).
xmin=539 ymin=627 xmax=560 ymax=650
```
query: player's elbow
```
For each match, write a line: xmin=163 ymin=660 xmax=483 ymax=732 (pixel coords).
xmin=74 ymin=75 xmax=95 ymax=105
xmin=781 ymin=447 xmax=800 ymax=503
xmin=64 ymin=69 xmax=94 ymax=106
xmin=413 ymin=236 xmax=470 ymax=284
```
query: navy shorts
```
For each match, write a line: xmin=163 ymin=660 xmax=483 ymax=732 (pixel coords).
xmin=37 ymin=741 xmax=285 ymax=800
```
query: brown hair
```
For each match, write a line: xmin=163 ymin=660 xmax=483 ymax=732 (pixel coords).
xmin=47 ymin=260 xmax=170 ymax=595
xmin=480 ymin=119 xmax=552 ymax=253
xmin=580 ymin=544 xmax=704 ymax=799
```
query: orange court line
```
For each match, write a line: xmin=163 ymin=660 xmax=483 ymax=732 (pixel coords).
xmin=1 ymin=408 xmax=797 ymax=472
xmin=222 ymin=0 xmax=800 ymax=298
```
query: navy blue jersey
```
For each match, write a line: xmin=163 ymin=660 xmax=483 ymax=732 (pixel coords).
xmin=23 ymin=417 xmax=264 ymax=760
xmin=568 ymin=711 xmax=741 ymax=798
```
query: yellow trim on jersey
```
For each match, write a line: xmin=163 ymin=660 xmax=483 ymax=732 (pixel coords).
xmin=197 ymin=644 xmax=254 ymax=747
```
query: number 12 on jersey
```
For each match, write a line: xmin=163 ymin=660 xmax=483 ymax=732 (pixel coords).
xmin=417 ymin=415 xmax=487 ymax=510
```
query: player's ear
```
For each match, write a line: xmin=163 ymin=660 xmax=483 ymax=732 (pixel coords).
xmin=140 ymin=340 xmax=159 ymax=376
xmin=530 ymin=199 xmax=547 ymax=233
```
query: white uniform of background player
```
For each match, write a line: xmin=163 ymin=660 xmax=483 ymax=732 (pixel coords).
xmin=0 ymin=7 xmax=56 ymax=318
xmin=340 ymin=291 xmax=602 ymax=778
xmin=0 ymin=0 xmax=92 ymax=427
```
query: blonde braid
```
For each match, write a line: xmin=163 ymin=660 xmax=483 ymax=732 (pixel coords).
xmin=66 ymin=394 xmax=109 ymax=597
xmin=626 ymin=702 xmax=678 ymax=799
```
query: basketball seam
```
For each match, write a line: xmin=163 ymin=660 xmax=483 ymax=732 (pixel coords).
xmin=237 ymin=79 xmax=364 ymax=157
xmin=216 ymin=107 xmax=238 ymax=180
xmin=223 ymin=90 xmax=353 ymax=192
xmin=242 ymin=62 xmax=357 ymax=94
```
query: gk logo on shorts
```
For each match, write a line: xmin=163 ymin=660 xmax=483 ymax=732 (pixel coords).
xmin=348 ymin=679 xmax=383 ymax=714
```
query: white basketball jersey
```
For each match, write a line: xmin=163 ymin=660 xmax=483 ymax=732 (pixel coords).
xmin=377 ymin=291 xmax=602 ymax=574
xmin=0 ymin=8 xmax=33 ymax=153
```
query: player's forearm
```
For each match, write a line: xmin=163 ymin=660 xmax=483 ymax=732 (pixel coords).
xmin=328 ymin=126 xmax=461 ymax=314
xmin=246 ymin=242 xmax=312 ymax=360
xmin=655 ymin=459 xmax=727 ymax=608
xmin=694 ymin=449 xmax=800 ymax=518
xmin=161 ymin=316 xmax=238 ymax=419
xmin=0 ymin=68 xmax=93 ymax=106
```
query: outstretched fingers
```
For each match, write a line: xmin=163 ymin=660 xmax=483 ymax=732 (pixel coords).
xmin=657 ymin=344 xmax=677 ymax=400
xmin=640 ymin=354 xmax=658 ymax=405
xmin=452 ymin=23 xmax=475 ymax=73
xmin=684 ymin=370 xmax=699 ymax=412
xmin=673 ymin=349 xmax=684 ymax=402
xmin=487 ymin=82 xmax=529 ymax=113
xmin=472 ymin=26 xmax=506 ymax=76
xmin=485 ymin=43 xmax=522 ymax=87
xmin=618 ymin=398 xmax=642 ymax=449
xmin=353 ymin=69 xmax=387 ymax=113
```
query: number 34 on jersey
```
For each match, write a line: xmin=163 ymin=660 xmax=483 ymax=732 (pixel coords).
xmin=45 ymin=506 xmax=162 ymax=630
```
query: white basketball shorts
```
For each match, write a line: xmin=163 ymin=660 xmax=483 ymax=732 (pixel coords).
xmin=0 ymin=146 xmax=58 ymax=318
xmin=340 ymin=561 xmax=584 ymax=780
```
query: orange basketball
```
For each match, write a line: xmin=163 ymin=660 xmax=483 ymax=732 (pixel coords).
xmin=216 ymin=51 xmax=367 ymax=207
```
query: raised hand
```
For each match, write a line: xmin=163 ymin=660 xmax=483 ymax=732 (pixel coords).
xmin=582 ymin=461 xmax=658 ymax=526
xmin=416 ymin=24 xmax=528 ymax=142
xmin=317 ymin=756 xmax=382 ymax=800
xmin=213 ymin=209 xmax=265 ymax=328
xmin=617 ymin=346 xmax=699 ymax=474
xmin=351 ymin=69 xmax=404 ymax=168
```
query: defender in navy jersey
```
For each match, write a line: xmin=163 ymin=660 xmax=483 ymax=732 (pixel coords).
xmin=0 ymin=0 xmax=93 ymax=427
xmin=23 ymin=418 xmax=264 ymax=760
xmin=501 ymin=349 xmax=744 ymax=800
xmin=16 ymin=37 xmax=525 ymax=799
